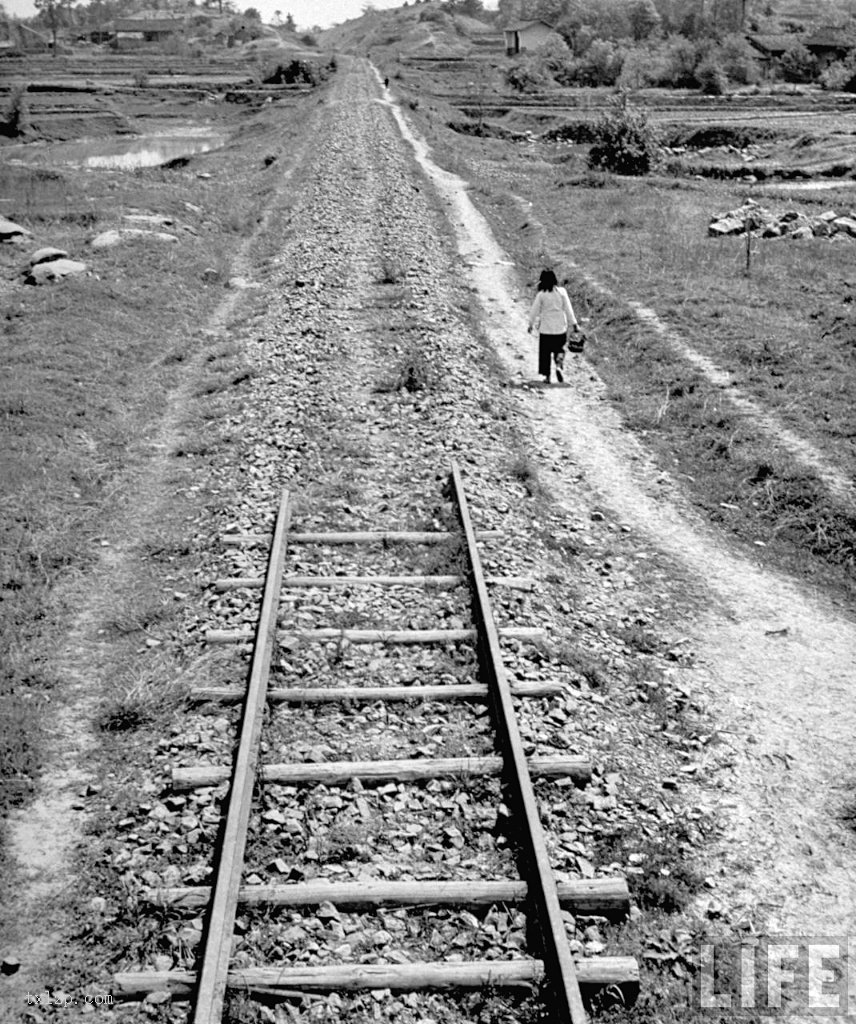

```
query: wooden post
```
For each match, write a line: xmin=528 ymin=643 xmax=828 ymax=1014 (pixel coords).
xmin=745 ymin=215 xmax=752 ymax=277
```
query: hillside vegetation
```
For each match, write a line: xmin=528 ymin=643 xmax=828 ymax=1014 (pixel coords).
xmin=321 ymin=0 xmax=856 ymax=94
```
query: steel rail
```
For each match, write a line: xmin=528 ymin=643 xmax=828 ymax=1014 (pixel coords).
xmin=191 ymin=489 xmax=292 ymax=1024
xmin=450 ymin=461 xmax=588 ymax=1024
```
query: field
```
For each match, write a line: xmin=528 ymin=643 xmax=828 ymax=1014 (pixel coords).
xmin=0 ymin=51 xmax=325 ymax=830
xmin=377 ymin=53 xmax=856 ymax=602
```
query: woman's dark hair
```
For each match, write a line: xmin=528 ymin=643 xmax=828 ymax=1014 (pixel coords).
xmin=538 ymin=269 xmax=557 ymax=292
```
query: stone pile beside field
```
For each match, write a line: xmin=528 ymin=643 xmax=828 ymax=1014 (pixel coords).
xmin=708 ymin=199 xmax=856 ymax=240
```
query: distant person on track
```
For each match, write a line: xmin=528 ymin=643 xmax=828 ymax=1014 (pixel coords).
xmin=527 ymin=269 xmax=580 ymax=385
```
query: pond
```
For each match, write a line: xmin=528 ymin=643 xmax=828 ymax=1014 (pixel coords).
xmin=1 ymin=130 xmax=229 ymax=171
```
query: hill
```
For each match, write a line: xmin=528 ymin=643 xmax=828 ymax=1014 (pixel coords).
xmin=318 ymin=2 xmax=498 ymax=58
xmin=766 ymin=0 xmax=856 ymax=26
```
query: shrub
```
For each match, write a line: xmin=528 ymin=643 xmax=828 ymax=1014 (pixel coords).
xmin=587 ymin=90 xmax=660 ymax=176
xmin=618 ymin=47 xmax=656 ymax=89
xmin=576 ymin=37 xmax=624 ymax=86
xmin=696 ymin=58 xmax=728 ymax=94
xmin=535 ymin=36 xmax=575 ymax=85
xmin=1 ymin=83 xmax=28 ymax=138
xmin=263 ymin=59 xmax=322 ymax=85
xmin=820 ymin=59 xmax=856 ymax=91
xmin=780 ymin=42 xmax=818 ymax=83
xmin=505 ymin=58 xmax=547 ymax=92
xmin=661 ymin=36 xmax=702 ymax=86
xmin=717 ymin=32 xmax=761 ymax=85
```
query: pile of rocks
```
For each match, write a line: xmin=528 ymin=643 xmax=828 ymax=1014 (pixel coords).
xmin=708 ymin=199 xmax=856 ymax=240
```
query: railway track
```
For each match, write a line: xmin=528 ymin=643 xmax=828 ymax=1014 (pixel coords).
xmin=112 ymin=463 xmax=639 ymax=1022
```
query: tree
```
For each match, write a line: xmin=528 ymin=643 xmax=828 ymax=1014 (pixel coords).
xmin=34 ymin=0 xmax=76 ymax=56
xmin=445 ymin=0 xmax=485 ymax=15
xmin=577 ymin=37 xmax=623 ymax=85
xmin=628 ymin=0 xmax=660 ymax=41
xmin=243 ymin=5 xmax=261 ymax=18
xmin=496 ymin=0 xmax=523 ymax=26
xmin=284 ymin=11 xmax=295 ymax=30
xmin=780 ymin=42 xmax=817 ymax=82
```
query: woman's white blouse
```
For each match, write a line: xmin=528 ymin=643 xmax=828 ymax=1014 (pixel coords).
xmin=529 ymin=287 xmax=577 ymax=334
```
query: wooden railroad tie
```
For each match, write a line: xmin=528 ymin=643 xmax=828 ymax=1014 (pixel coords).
xmin=115 ymin=959 xmax=640 ymax=1000
xmin=190 ymin=681 xmax=563 ymax=705
xmin=206 ymin=626 xmax=546 ymax=645
xmin=221 ymin=529 xmax=502 ymax=547
xmin=171 ymin=753 xmax=591 ymax=791
xmin=142 ymin=877 xmax=630 ymax=918
xmin=214 ymin=574 xmax=535 ymax=592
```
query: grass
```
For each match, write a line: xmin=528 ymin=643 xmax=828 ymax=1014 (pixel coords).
xmin=509 ymin=453 xmax=549 ymax=499
xmin=0 ymin=93 xmax=319 ymax=864
xmin=375 ymin=344 xmax=441 ymax=394
xmin=400 ymin=86 xmax=856 ymax=603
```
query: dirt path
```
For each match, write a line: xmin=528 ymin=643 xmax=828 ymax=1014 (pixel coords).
xmin=379 ymin=60 xmax=856 ymax=998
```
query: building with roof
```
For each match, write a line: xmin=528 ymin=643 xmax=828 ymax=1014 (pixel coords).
xmin=803 ymin=27 xmax=856 ymax=69
xmin=114 ymin=14 xmax=184 ymax=50
xmin=503 ymin=19 xmax=560 ymax=56
xmin=745 ymin=32 xmax=801 ymax=75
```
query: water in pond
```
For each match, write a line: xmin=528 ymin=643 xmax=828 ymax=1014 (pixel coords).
xmin=2 ymin=131 xmax=229 ymax=171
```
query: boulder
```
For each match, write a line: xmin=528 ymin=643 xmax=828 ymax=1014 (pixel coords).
xmin=812 ymin=220 xmax=833 ymax=237
xmin=708 ymin=217 xmax=745 ymax=237
xmin=29 ymin=247 xmax=69 ymax=267
xmin=789 ymin=225 xmax=813 ymax=240
xmin=0 ymin=216 xmax=30 ymax=242
xmin=123 ymin=213 xmax=175 ymax=227
xmin=25 ymin=258 xmax=88 ymax=285
xmin=833 ymin=216 xmax=856 ymax=237
xmin=90 ymin=228 xmax=179 ymax=249
xmin=818 ymin=210 xmax=839 ymax=223
xmin=90 ymin=229 xmax=123 ymax=249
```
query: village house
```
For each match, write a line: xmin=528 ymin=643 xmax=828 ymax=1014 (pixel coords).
xmin=114 ymin=12 xmax=184 ymax=50
xmin=503 ymin=19 xmax=560 ymax=56
xmin=745 ymin=32 xmax=799 ymax=75
xmin=803 ymin=27 xmax=856 ymax=69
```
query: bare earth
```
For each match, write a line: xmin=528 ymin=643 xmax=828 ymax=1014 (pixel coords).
xmin=4 ymin=57 xmax=856 ymax=1021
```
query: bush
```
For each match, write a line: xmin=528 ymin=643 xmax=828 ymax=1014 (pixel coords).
xmin=576 ymin=38 xmax=624 ymax=86
xmin=696 ymin=58 xmax=728 ymax=94
xmin=1 ymin=83 xmax=28 ymax=138
xmin=263 ymin=59 xmax=323 ymax=85
xmin=505 ymin=58 xmax=547 ymax=92
xmin=587 ymin=90 xmax=660 ymax=175
xmin=716 ymin=33 xmax=761 ymax=85
xmin=618 ymin=48 xmax=657 ymax=88
xmin=780 ymin=42 xmax=818 ymax=83
xmin=820 ymin=59 xmax=856 ymax=91
xmin=535 ymin=36 xmax=576 ymax=85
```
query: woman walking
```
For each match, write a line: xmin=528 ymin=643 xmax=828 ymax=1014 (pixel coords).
xmin=527 ymin=269 xmax=580 ymax=384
